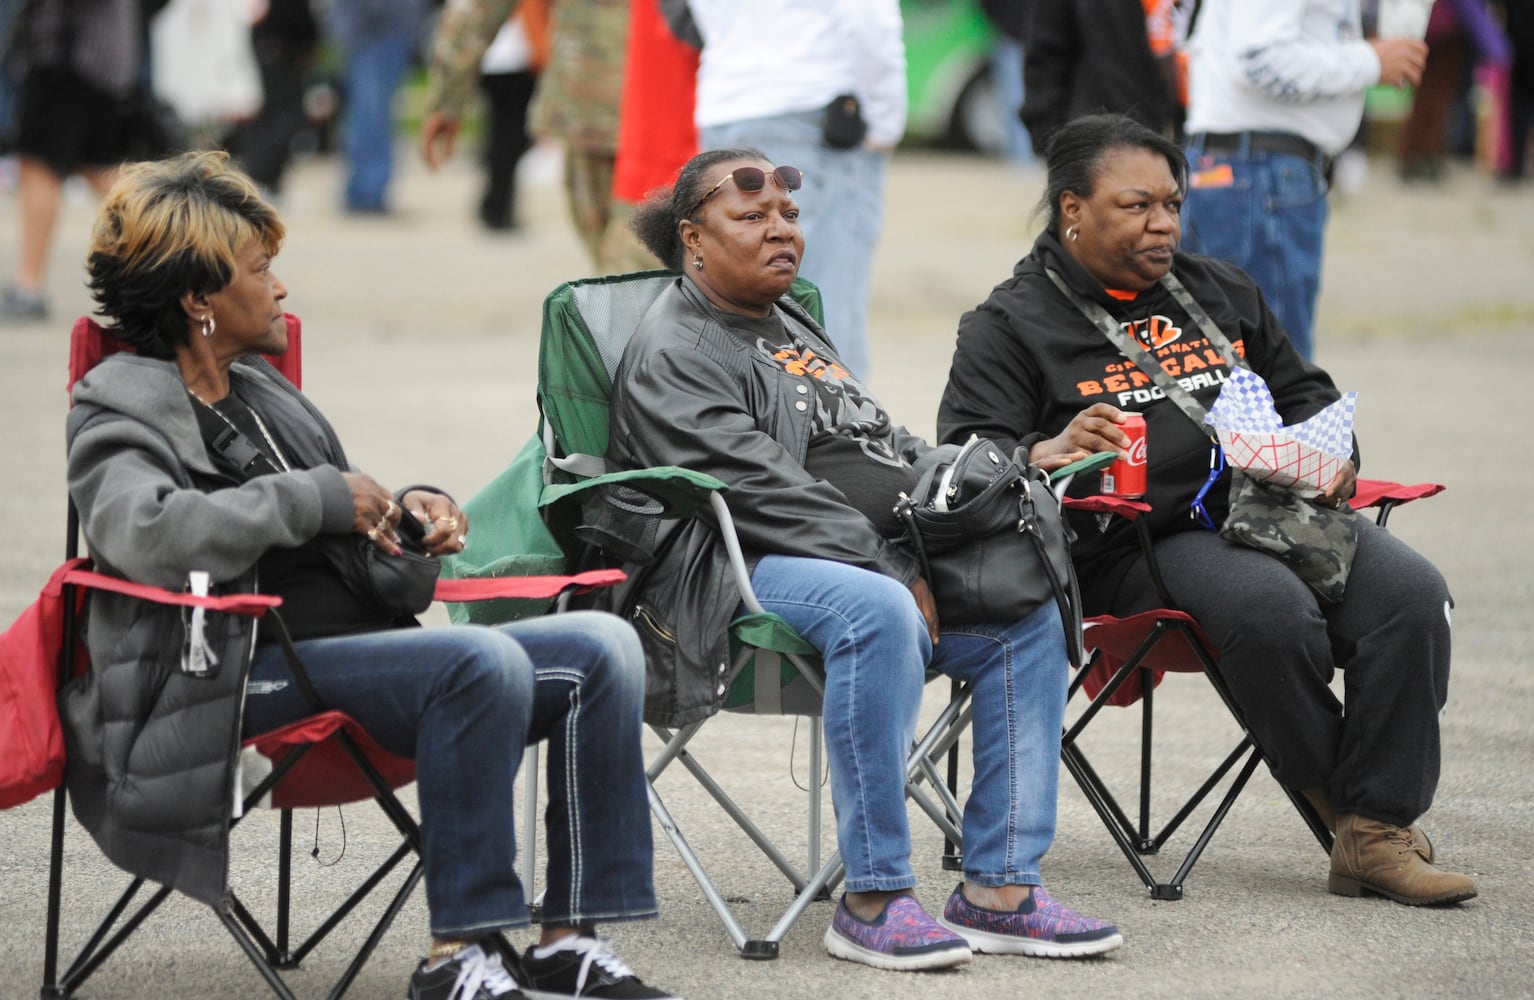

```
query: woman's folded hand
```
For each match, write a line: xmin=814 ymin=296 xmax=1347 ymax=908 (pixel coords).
xmin=402 ymin=489 xmax=470 ymax=557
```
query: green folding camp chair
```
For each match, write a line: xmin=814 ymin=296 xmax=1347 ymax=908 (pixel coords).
xmin=504 ymin=270 xmax=974 ymax=959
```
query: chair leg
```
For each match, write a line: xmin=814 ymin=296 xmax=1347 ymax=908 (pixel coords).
xmin=806 ymin=716 xmax=822 ymax=880
xmin=1156 ymin=744 xmax=1264 ymax=900
xmin=47 ymin=879 xmax=174 ymax=997
xmin=650 ymin=725 xmax=813 ymax=892
xmin=646 ymin=723 xmax=843 ymax=961
xmin=1062 ymin=631 xmax=1275 ymax=900
xmin=940 ymin=679 xmax=964 ymax=871
xmin=1196 ymin=655 xmax=1334 ymax=857
xmin=216 ymin=907 xmax=302 ymax=1000
xmin=42 ymin=786 xmax=66 ymax=998
xmin=277 ymin=808 xmax=293 ymax=965
xmin=645 ymin=780 xmax=754 ymax=955
xmin=522 ymin=744 xmax=541 ymax=920
xmin=644 ymin=683 xmax=974 ymax=960
xmin=759 ymin=852 xmax=846 ymax=955
xmin=1283 ymin=782 xmax=1336 ymax=853
xmin=320 ymin=861 xmax=426 ymax=1000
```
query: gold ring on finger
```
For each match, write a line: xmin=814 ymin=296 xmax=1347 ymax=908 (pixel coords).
xmin=366 ymin=527 xmax=380 ymax=540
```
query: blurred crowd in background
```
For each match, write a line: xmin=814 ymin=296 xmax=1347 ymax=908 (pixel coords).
xmin=1 ymin=0 xmax=1530 ymax=326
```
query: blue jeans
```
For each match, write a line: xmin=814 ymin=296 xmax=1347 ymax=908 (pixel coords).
xmin=701 ymin=113 xmax=888 ymax=379
xmin=242 ymin=611 xmax=656 ymax=937
xmin=340 ymin=29 xmax=413 ymax=211
xmin=990 ymin=38 xmax=1035 ymax=167
xmin=1180 ymin=138 xmax=1330 ymax=360
xmin=748 ymin=556 xmax=1068 ymax=891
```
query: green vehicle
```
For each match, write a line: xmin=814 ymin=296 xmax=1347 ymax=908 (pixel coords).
xmin=902 ymin=0 xmax=1004 ymax=152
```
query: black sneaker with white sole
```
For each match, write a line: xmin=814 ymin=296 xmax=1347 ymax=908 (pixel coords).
xmin=408 ymin=942 xmax=528 ymax=1000
xmin=519 ymin=935 xmax=678 ymax=999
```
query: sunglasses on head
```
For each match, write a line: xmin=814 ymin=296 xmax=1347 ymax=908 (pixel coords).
xmin=686 ymin=165 xmax=804 ymax=218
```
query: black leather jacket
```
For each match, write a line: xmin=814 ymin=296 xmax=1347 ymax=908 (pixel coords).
xmin=604 ymin=278 xmax=927 ymax=726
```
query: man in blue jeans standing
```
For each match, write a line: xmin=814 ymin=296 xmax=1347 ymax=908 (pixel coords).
xmin=687 ymin=0 xmax=907 ymax=381
xmin=1180 ymin=1 xmax=1428 ymax=360
xmin=329 ymin=0 xmax=428 ymax=214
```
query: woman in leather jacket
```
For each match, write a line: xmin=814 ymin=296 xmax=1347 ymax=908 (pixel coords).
xmin=605 ymin=148 xmax=1123 ymax=971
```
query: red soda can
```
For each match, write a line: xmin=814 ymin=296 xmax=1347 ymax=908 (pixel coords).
xmin=1101 ymin=412 xmax=1148 ymax=498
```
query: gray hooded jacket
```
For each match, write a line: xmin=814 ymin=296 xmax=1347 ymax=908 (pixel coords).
xmin=63 ymin=354 xmax=354 ymax=905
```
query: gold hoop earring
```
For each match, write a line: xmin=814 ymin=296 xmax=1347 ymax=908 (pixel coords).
xmin=1065 ymin=225 xmax=1080 ymax=242
xmin=201 ymin=315 xmax=216 ymax=338
xmin=692 ymin=256 xmax=704 ymax=270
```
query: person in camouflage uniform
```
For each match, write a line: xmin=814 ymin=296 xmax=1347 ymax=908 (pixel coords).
xmin=422 ymin=0 xmax=655 ymax=272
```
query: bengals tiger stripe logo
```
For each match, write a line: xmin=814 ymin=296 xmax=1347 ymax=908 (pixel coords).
xmin=1123 ymin=314 xmax=1183 ymax=351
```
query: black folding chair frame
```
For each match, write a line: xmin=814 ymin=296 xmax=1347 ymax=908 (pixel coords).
xmin=1060 ymin=615 xmax=1333 ymax=901
xmin=42 ymin=570 xmax=429 ymax=1000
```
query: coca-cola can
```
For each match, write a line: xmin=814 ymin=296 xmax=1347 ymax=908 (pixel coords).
xmin=1101 ymin=412 xmax=1148 ymax=498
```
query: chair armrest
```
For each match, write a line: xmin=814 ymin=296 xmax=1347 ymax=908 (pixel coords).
xmin=63 ymin=566 xmax=283 ymax=617
xmin=433 ymin=569 xmax=625 ymax=603
xmin=1060 ymin=495 xmax=1172 ymax=610
xmin=1348 ymin=479 xmax=1444 ymax=528
xmin=540 ymin=465 xmax=727 ymax=519
xmin=66 ymin=562 xmax=625 ymax=614
xmin=1349 ymin=479 xmax=1444 ymax=510
xmin=1063 ymin=495 xmax=1153 ymax=521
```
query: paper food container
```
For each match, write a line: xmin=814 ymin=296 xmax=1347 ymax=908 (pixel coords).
xmin=1207 ymin=368 xmax=1356 ymax=493
xmin=1215 ymin=429 xmax=1349 ymax=492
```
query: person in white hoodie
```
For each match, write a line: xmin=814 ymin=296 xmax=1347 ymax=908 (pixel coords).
xmin=688 ymin=0 xmax=906 ymax=381
xmin=1180 ymin=0 xmax=1428 ymax=360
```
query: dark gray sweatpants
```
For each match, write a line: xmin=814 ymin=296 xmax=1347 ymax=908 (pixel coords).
xmin=1091 ymin=518 xmax=1452 ymax=827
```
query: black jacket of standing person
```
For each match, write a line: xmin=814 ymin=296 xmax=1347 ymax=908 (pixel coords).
xmin=1019 ymin=0 xmax=1182 ymax=154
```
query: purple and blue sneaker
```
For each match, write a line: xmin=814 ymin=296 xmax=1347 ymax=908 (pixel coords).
xmin=823 ymin=893 xmax=973 ymax=971
xmin=939 ymin=884 xmax=1123 ymax=958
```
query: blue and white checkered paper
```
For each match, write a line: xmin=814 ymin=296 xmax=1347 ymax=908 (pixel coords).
xmin=1207 ymin=368 xmax=1356 ymax=492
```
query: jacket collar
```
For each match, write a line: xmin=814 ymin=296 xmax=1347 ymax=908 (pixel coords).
xmin=673 ymin=275 xmax=836 ymax=357
xmin=1023 ymin=229 xmax=1190 ymax=316
xmin=68 ymin=354 xmax=304 ymax=479
xmin=70 ymin=355 xmax=220 ymax=476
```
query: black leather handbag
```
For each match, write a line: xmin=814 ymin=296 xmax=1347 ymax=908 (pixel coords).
xmin=190 ymin=402 xmax=439 ymax=622
xmin=895 ymin=436 xmax=1083 ymax=665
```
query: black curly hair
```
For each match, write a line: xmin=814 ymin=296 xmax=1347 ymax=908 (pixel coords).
xmin=86 ymin=150 xmax=284 ymax=359
xmin=630 ymin=147 xmax=771 ymax=271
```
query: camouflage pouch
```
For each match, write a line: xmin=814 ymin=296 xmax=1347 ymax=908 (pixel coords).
xmin=1219 ymin=470 xmax=1359 ymax=604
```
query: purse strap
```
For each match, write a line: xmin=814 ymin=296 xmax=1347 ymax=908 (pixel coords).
xmin=1044 ymin=268 xmax=1245 ymax=433
xmin=189 ymin=395 xmax=283 ymax=481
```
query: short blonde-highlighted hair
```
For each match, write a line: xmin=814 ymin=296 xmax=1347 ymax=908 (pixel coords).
xmin=87 ymin=151 xmax=285 ymax=358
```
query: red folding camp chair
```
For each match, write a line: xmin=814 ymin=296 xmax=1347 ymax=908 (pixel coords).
xmin=33 ymin=316 xmax=622 ymax=999
xmin=1058 ymin=481 xmax=1444 ymax=900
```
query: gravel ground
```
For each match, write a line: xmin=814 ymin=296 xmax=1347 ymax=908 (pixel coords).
xmin=2 ymin=146 xmax=1531 ymax=1000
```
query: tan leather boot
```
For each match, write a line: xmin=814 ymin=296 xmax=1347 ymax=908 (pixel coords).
xmin=1329 ymin=814 xmax=1476 ymax=905
xmin=1299 ymin=789 xmax=1434 ymax=862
